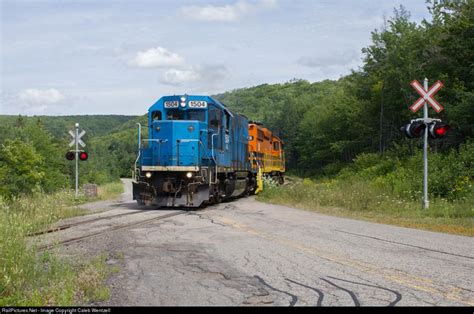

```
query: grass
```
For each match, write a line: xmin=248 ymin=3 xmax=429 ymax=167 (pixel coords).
xmin=257 ymin=176 xmax=474 ymax=236
xmin=0 ymin=181 xmax=124 ymax=305
xmin=96 ymin=181 xmax=124 ymax=200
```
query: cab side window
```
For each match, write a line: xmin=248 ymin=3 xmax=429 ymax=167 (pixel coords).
xmin=208 ymin=105 xmax=223 ymax=150
xmin=208 ymin=106 xmax=221 ymax=129
xmin=152 ymin=111 xmax=162 ymax=121
xmin=273 ymin=141 xmax=280 ymax=151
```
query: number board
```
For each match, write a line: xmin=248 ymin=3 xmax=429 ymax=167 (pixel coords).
xmin=164 ymin=101 xmax=179 ymax=108
xmin=188 ymin=100 xmax=207 ymax=108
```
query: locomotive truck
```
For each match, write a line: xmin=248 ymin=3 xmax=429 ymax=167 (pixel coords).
xmin=132 ymin=95 xmax=284 ymax=208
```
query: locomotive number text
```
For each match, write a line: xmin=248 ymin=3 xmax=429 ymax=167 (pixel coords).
xmin=188 ymin=101 xmax=207 ymax=108
xmin=164 ymin=101 xmax=179 ymax=108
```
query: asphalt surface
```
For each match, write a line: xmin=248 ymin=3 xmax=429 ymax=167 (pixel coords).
xmin=44 ymin=179 xmax=474 ymax=306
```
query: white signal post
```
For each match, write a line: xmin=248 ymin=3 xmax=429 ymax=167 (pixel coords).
xmin=423 ymin=78 xmax=429 ymax=209
xmin=75 ymin=123 xmax=79 ymax=198
xmin=409 ymin=78 xmax=444 ymax=209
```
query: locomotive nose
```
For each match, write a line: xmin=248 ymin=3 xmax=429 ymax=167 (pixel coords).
xmin=151 ymin=121 xmax=201 ymax=167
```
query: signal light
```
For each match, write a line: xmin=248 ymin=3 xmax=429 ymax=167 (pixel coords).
xmin=79 ymin=151 xmax=89 ymax=161
xmin=429 ymin=122 xmax=450 ymax=139
xmin=400 ymin=121 xmax=426 ymax=138
xmin=65 ymin=151 xmax=75 ymax=160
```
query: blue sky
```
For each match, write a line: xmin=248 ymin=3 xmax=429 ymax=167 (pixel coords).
xmin=1 ymin=0 xmax=431 ymax=116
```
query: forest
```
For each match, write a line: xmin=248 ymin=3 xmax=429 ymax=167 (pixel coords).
xmin=0 ymin=1 xmax=472 ymax=204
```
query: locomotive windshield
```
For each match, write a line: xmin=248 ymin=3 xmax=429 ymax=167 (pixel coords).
xmin=165 ymin=109 xmax=206 ymax=122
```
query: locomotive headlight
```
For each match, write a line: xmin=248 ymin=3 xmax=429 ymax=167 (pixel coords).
xmin=155 ymin=126 xmax=160 ymax=132
xmin=249 ymin=135 xmax=254 ymax=141
xmin=145 ymin=172 xmax=152 ymax=178
xmin=186 ymin=172 xmax=193 ymax=178
xmin=188 ymin=125 xmax=194 ymax=132
xmin=180 ymin=96 xmax=186 ymax=107
xmin=180 ymin=96 xmax=186 ymax=102
xmin=180 ymin=102 xmax=186 ymax=107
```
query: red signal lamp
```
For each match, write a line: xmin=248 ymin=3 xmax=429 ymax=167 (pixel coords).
xmin=79 ymin=151 xmax=89 ymax=161
xmin=65 ymin=151 xmax=75 ymax=161
xmin=400 ymin=121 xmax=426 ymax=139
xmin=429 ymin=122 xmax=450 ymax=139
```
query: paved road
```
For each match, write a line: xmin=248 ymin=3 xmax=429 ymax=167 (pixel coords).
xmin=48 ymin=179 xmax=473 ymax=306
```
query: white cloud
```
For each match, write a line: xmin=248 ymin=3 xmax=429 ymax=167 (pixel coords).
xmin=182 ymin=0 xmax=277 ymax=22
xmin=1 ymin=88 xmax=67 ymax=115
xmin=18 ymin=88 xmax=65 ymax=105
xmin=160 ymin=65 xmax=229 ymax=86
xmin=129 ymin=47 xmax=184 ymax=68
xmin=161 ymin=69 xmax=201 ymax=85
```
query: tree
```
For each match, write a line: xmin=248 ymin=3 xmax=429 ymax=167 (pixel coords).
xmin=0 ymin=140 xmax=45 ymax=198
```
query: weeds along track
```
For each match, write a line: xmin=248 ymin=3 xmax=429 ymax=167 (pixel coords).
xmin=36 ymin=210 xmax=188 ymax=251
xmin=29 ymin=210 xmax=154 ymax=236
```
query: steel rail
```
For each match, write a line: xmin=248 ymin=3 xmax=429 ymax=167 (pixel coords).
xmin=37 ymin=210 xmax=187 ymax=251
xmin=28 ymin=210 xmax=153 ymax=237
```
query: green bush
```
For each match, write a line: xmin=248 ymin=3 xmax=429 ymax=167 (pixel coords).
xmin=0 ymin=140 xmax=45 ymax=198
xmin=337 ymin=142 xmax=474 ymax=201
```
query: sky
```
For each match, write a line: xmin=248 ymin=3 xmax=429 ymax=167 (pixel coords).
xmin=0 ymin=0 xmax=432 ymax=116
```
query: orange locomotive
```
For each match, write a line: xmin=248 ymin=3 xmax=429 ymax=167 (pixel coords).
xmin=248 ymin=122 xmax=285 ymax=185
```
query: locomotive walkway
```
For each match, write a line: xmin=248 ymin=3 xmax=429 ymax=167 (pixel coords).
xmin=42 ymin=179 xmax=474 ymax=306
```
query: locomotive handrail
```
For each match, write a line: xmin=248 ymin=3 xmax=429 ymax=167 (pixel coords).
xmin=142 ymin=139 xmax=168 ymax=143
xmin=134 ymin=123 xmax=142 ymax=181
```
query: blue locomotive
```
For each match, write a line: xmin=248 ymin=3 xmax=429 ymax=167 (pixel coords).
xmin=132 ymin=95 xmax=257 ymax=207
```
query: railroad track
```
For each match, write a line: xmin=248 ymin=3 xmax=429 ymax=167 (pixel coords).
xmin=29 ymin=210 xmax=153 ymax=236
xmin=36 ymin=210 xmax=187 ymax=251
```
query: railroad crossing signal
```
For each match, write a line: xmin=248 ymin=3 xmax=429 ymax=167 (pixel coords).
xmin=402 ymin=78 xmax=449 ymax=210
xmin=66 ymin=123 xmax=88 ymax=198
xmin=409 ymin=80 xmax=444 ymax=113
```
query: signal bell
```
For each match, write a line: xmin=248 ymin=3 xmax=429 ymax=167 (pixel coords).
xmin=400 ymin=121 xmax=426 ymax=138
xmin=429 ymin=122 xmax=450 ymax=139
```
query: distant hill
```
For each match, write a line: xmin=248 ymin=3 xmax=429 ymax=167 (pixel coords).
xmin=0 ymin=115 xmax=138 ymax=139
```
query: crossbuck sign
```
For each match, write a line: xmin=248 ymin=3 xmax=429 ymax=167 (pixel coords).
xmin=69 ymin=129 xmax=86 ymax=148
xmin=410 ymin=80 xmax=444 ymax=113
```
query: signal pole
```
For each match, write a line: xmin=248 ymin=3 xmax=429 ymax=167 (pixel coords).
xmin=422 ymin=78 xmax=429 ymax=209
xmin=75 ymin=123 xmax=79 ymax=198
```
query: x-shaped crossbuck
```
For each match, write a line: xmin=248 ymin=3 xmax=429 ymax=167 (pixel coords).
xmin=409 ymin=80 xmax=444 ymax=113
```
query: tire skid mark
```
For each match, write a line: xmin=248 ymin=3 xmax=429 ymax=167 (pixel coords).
xmin=254 ymin=275 xmax=298 ymax=306
xmin=326 ymin=276 xmax=402 ymax=306
xmin=285 ymin=278 xmax=324 ymax=306
xmin=320 ymin=278 xmax=361 ymax=306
